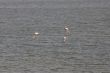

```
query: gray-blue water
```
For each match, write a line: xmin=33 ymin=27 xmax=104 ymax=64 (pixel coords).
xmin=0 ymin=0 xmax=110 ymax=73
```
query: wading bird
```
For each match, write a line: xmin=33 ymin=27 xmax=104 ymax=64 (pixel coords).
xmin=64 ymin=26 xmax=70 ymax=36
xmin=32 ymin=32 xmax=40 ymax=39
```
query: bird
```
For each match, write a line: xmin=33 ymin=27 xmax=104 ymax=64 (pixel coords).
xmin=32 ymin=32 xmax=40 ymax=39
xmin=34 ymin=32 xmax=39 ymax=35
xmin=64 ymin=26 xmax=69 ymax=31
xmin=64 ymin=26 xmax=70 ymax=36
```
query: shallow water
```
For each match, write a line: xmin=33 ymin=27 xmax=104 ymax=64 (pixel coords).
xmin=0 ymin=0 xmax=110 ymax=73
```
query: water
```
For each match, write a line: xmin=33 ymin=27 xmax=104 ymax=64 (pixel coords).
xmin=0 ymin=0 xmax=110 ymax=73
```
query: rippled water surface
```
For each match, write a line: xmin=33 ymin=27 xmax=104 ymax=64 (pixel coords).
xmin=0 ymin=0 xmax=110 ymax=73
